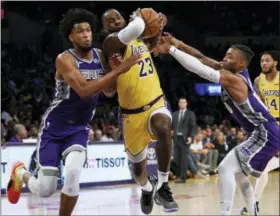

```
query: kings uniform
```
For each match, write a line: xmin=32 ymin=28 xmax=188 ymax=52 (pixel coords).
xmin=37 ymin=48 xmax=105 ymax=167
xmin=221 ymin=69 xmax=279 ymax=177
xmin=258 ymin=71 xmax=280 ymax=125
xmin=118 ymin=39 xmax=171 ymax=158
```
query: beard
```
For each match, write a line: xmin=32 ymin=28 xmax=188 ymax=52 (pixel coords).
xmin=262 ymin=66 xmax=274 ymax=74
xmin=79 ymin=45 xmax=92 ymax=53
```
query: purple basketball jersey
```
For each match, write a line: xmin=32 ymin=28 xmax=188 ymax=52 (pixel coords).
xmin=37 ymin=48 xmax=105 ymax=167
xmin=221 ymin=69 xmax=279 ymax=177
xmin=41 ymin=48 xmax=105 ymax=136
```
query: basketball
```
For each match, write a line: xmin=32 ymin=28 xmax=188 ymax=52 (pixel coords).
xmin=140 ymin=8 xmax=162 ymax=38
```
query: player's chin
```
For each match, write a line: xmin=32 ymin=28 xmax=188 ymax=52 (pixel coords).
xmin=80 ymin=45 xmax=92 ymax=52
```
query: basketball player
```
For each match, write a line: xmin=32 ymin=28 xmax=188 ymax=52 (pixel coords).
xmin=155 ymin=34 xmax=279 ymax=215
xmin=6 ymin=8 xmax=139 ymax=216
xmin=101 ymin=9 xmax=178 ymax=214
xmin=241 ymin=50 xmax=279 ymax=215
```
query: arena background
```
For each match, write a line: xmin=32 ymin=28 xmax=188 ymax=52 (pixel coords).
xmin=1 ymin=0 xmax=280 ymax=194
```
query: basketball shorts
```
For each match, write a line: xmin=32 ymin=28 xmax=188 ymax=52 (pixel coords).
xmin=121 ymin=97 xmax=172 ymax=162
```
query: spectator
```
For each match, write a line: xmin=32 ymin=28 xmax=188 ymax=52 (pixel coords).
xmin=101 ymin=125 xmax=115 ymax=142
xmin=172 ymin=97 xmax=197 ymax=183
xmin=88 ymin=129 xmax=95 ymax=142
xmin=203 ymin=128 xmax=214 ymax=145
xmin=94 ymin=129 xmax=103 ymax=141
xmin=8 ymin=124 xmax=28 ymax=142
xmin=191 ymin=133 xmax=219 ymax=175
xmin=213 ymin=132 xmax=228 ymax=164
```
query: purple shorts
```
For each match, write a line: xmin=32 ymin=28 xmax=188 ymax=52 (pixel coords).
xmin=37 ymin=128 xmax=89 ymax=167
xmin=235 ymin=124 xmax=279 ymax=177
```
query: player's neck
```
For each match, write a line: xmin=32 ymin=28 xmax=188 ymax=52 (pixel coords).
xmin=265 ymin=69 xmax=278 ymax=82
xmin=72 ymin=48 xmax=93 ymax=61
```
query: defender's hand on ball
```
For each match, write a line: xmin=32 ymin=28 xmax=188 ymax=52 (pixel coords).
xmin=154 ymin=37 xmax=171 ymax=55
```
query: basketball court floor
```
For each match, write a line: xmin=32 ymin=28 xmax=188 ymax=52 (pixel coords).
xmin=1 ymin=172 xmax=279 ymax=215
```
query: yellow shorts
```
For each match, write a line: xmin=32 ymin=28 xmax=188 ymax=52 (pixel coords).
xmin=122 ymin=97 xmax=172 ymax=156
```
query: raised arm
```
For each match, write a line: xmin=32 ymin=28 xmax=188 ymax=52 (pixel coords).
xmin=161 ymin=33 xmax=221 ymax=70
xmin=103 ymin=16 xmax=145 ymax=58
xmin=56 ymin=52 xmax=139 ymax=99
xmin=155 ymin=42 xmax=248 ymax=103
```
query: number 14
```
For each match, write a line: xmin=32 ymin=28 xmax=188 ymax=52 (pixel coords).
xmin=265 ymin=98 xmax=278 ymax=110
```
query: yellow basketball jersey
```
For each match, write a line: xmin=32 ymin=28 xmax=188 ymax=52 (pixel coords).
xmin=258 ymin=71 xmax=280 ymax=120
xmin=116 ymin=39 xmax=163 ymax=109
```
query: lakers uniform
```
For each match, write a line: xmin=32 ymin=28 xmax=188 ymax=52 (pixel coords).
xmin=258 ymin=71 xmax=280 ymax=125
xmin=117 ymin=39 xmax=171 ymax=157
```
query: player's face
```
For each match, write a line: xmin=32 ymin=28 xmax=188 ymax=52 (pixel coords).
xmin=70 ymin=22 xmax=92 ymax=52
xmin=261 ymin=54 xmax=276 ymax=74
xmin=222 ymin=48 xmax=245 ymax=72
xmin=103 ymin=10 xmax=126 ymax=32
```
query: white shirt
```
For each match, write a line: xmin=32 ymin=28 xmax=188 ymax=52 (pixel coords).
xmin=190 ymin=141 xmax=203 ymax=151
xmin=100 ymin=136 xmax=114 ymax=142
xmin=178 ymin=109 xmax=186 ymax=122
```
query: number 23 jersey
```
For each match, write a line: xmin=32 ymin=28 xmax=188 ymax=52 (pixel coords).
xmin=116 ymin=39 xmax=164 ymax=109
xmin=258 ymin=71 xmax=280 ymax=122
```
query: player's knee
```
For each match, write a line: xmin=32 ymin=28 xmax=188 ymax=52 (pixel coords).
xmin=37 ymin=168 xmax=58 ymax=198
xmin=39 ymin=181 xmax=57 ymax=198
xmin=61 ymin=151 xmax=85 ymax=196
xmin=150 ymin=114 xmax=171 ymax=137
xmin=217 ymin=162 xmax=227 ymax=176
xmin=153 ymin=123 xmax=171 ymax=138
xmin=132 ymin=162 xmax=144 ymax=177
xmin=62 ymin=167 xmax=80 ymax=196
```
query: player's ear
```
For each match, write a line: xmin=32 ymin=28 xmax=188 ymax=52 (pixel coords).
xmin=274 ymin=60 xmax=278 ymax=67
xmin=68 ymin=34 xmax=73 ymax=43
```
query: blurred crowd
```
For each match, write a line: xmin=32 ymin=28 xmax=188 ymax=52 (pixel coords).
xmin=170 ymin=123 xmax=246 ymax=180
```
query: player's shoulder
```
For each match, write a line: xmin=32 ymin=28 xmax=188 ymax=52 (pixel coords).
xmin=55 ymin=51 xmax=76 ymax=67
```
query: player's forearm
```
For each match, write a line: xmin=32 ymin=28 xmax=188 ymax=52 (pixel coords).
xmin=177 ymin=41 xmax=204 ymax=59
xmin=177 ymin=41 xmax=221 ymax=70
xmin=118 ymin=17 xmax=145 ymax=44
xmin=169 ymin=46 xmax=221 ymax=83
xmin=80 ymin=70 xmax=119 ymax=98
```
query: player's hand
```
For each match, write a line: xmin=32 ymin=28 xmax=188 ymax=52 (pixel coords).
xmin=130 ymin=8 xmax=142 ymax=21
xmin=114 ymin=54 xmax=141 ymax=75
xmin=162 ymin=32 xmax=181 ymax=48
xmin=159 ymin=13 xmax=167 ymax=29
xmin=108 ymin=53 xmax=123 ymax=69
xmin=153 ymin=37 xmax=171 ymax=55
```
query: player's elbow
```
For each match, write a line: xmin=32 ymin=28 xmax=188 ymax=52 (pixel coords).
xmin=118 ymin=17 xmax=145 ymax=44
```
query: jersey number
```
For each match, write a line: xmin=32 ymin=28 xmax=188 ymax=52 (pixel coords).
xmin=265 ymin=98 xmax=278 ymax=110
xmin=138 ymin=57 xmax=154 ymax=77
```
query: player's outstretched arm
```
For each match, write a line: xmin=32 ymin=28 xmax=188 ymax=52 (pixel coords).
xmin=161 ymin=33 xmax=221 ymax=70
xmin=56 ymin=52 xmax=140 ymax=99
xmin=156 ymin=42 xmax=244 ymax=87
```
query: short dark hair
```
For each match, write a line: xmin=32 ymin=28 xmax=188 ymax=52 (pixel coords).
xmin=261 ymin=50 xmax=280 ymax=62
xmin=231 ymin=44 xmax=255 ymax=64
xmin=179 ymin=97 xmax=187 ymax=102
xmin=59 ymin=8 xmax=97 ymax=42
xmin=101 ymin=8 xmax=115 ymax=26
